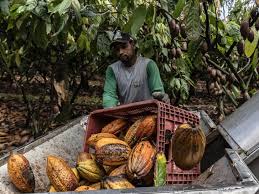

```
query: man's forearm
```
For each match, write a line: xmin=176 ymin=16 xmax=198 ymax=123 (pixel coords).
xmin=103 ymin=93 xmax=118 ymax=108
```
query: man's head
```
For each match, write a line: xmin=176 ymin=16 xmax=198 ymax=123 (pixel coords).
xmin=110 ymin=31 xmax=136 ymax=66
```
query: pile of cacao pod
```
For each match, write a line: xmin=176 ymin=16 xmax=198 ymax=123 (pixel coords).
xmin=207 ymin=67 xmax=226 ymax=96
xmin=46 ymin=115 xmax=166 ymax=192
xmin=7 ymin=115 xmax=168 ymax=192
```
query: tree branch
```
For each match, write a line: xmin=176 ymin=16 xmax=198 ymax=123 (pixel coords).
xmin=203 ymin=2 xmax=212 ymax=48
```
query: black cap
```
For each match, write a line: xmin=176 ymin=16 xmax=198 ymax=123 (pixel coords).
xmin=110 ymin=31 xmax=134 ymax=48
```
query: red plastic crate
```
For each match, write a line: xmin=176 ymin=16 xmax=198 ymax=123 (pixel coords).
xmin=84 ymin=99 xmax=200 ymax=185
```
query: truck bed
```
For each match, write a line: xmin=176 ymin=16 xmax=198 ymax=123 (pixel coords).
xmin=0 ymin=115 xmax=258 ymax=194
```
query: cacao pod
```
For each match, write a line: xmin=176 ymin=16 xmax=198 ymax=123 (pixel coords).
xmin=109 ymin=164 xmax=127 ymax=177
xmin=103 ymin=176 xmax=135 ymax=189
xmin=95 ymin=138 xmax=131 ymax=166
xmin=46 ymin=155 xmax=79 ymax=191
xmin=248 ymin=30 xmax=254 ymax=42
xmin=251 ymin=8 xmax=257 ymax=19
xmin=124 ymin=118 xmax=143 ymax=146
xmin=76 ymin=152 xmax=92 ymax=164
xmin=171 ymin=48 xmax=176 ymax=58
xmin=79 ymin=179 xmax=90 ymax=186
xmin=103 ymin=165 xmax=116 ymax=174
xmin=255 ymin=19 xmax=259 ymax=31
xmin=201 ymin=41 xmax=208 ymax=53
xmin=154 ymin=152 xmax=166 ymax=187
xmin=77 ymin=159 xmax=105 ymax=182
xmin=49 ymin=185 xmax=56 ymax=192
xmin=74 ymin=185 xmax=96 ymax=191
xmin=101 ymin=118 xmax=127 ymax=134
xmin=127 ymin=141 xmax=156 ymax=179
xmin=72 ymin=167 xmax=80 ymax=181
xmin=7 ymin=153 xmax=35 ymax=193
xmin=237 ymin=40 xmax=244 ymax=55
xmin=89 ymin=182 xmax=102 ymax=190
xmin=240 ymin=21 xmax=250 ymax=38
xmin=172 ymin=123 xmax=206 ymax=170
xmin=176 ymin=48 xmax=182 ymax=58
xmin=87 ymin=133 xmax=117 ymax=147
xmin=136 ymin=115 xmax=156 ymax=139
xmin=168 ymin=19 xmax=176 ymax=32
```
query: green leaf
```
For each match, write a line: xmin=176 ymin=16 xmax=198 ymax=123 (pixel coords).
xmin=226 ymin=21 xmax=240 ymax=42
xmin=161 ymin=48 xmax=168 ymax=58
xmin=15 ymin=51 xmax=21 ymax=67
xmin=160 ymin=0 xmax=168 ymax=12
xmin=33 ymin=1 xmax=48 ymax=18
xmin=51 ymin=0 xmax=71 ymax=15
xmin=245 ymin=28 xmax=259 ymax=58
xmin=0 ymin=0 xmax=9 ymax=14
xmin=232 ymin=85 xmax=241 ymax=98
xmin=33 ymin=20 xmax=48 ymax=49
xmin=173 ymin=0 xmax=185 ymax=18
xmin=25 ymin=0 xmax=37 ymax=11
xmin=124 ymin=4 xmax=147 ymax=37
xmin=185 ymin=0 xmax=201 ymax=41
xmin=187 ymin=38 xmax=202 ymax=62
xmin=208 ymin=10 xmax=225 ymax=30
xmin=146 ymin=4 xmax=155 ymax=26
xmin=52 ymin=14 xmax=69 ymax=37
xmin=71 ymin=0 xmax=81 ymax=20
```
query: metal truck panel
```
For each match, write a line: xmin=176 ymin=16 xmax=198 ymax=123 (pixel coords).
xmin=0 ymin=116 xmax=86 ymax=193
xmin=220 ymin=92 xmax=259 ymax=154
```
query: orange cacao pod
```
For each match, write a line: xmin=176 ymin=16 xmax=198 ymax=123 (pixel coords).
xmin=127 ymin=141 xmax=156 ymax=179
xmin=46 ymin=155 xmax=79 ymax=191
xmin=172 ymin=123 xmax=206 ymax=170
xmin=7 ymin=153 xmax=35 ymax=193
xmin=109 ymin=164 xmax=127 ymax=177
xmin=101 ymin=118 xmax=127 ymax=134
xmin=124 ymin=115 xmax=156 ymax=147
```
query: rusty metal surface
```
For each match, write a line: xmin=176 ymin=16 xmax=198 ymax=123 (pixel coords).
xmin=220 ymin=92 xmax=259 ymax=154
xmin=0 ymin=116 xmax=87 ymax=194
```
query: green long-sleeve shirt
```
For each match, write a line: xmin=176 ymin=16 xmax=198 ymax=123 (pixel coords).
xmin=103 ymin=56 xmax=164 ymax=108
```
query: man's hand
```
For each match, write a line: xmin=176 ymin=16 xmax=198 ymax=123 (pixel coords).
xmin=152 ymin=92 xmax=170 ymax=104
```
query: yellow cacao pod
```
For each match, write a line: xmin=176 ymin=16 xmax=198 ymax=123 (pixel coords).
xmin=89 ymin=182 xmax=102 ymax=190
xmin=49 ymin=185 xmax=56 ymax=192
xmin=74 ymin=185 xmax=96 ymax=191
xmin=77 ymin=159 xmax=105 ymax=182
xmin=72 ymin=167 xmax=80 ymax=181
xmin=46 ymin=155 xmax=79 ymax=191
xmin=7 ymin=153 xmax=35 ymax=193
xmin=87 ymin=133 xmax=117 ymax=147
xmin=103 ymin=176 xmax=135 ymax=189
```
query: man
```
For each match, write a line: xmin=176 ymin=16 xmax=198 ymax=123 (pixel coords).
xmin=103 ymin=31 xmax=169 ymax=108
